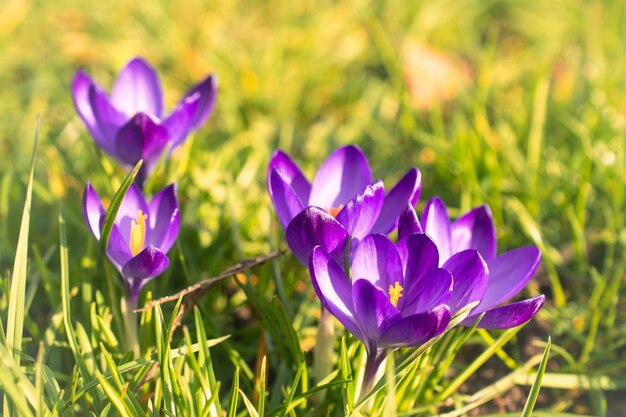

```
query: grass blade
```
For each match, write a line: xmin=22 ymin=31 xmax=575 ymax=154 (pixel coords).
xmin=5 ymin=122 xmax=38 ymax=352
xmin=227 ymin=367 xmax=240 ymax=417
xmin=59 ymin=209 xmax=80 ymax=361
xmin=521 ymin=337 xmax=552 ymax=417
xmin=281 ymin=361 xmax=305 ymax=417
xmin=257 ymin=355 xmax=266 ymax=417
xmin=437 ymin=356 xmax=544 ymax=417
xmin=35 ymin=342 xmax=45 ymax=417
xmin=4 ymin=120 xmax=38 ymax=416
xmin=98 ymin=159 xmax=143 ymax=265
xmin=526 ymin=77 xmax=550 ymax=203
xmin=339 ymin=337 xmax=355 ymax=414
xmin=239 ymin=389 xmax=260 ymax=417
xmin=435 ymin=325 xmax=523 ymax=403
xmin=96 ymin=372 xmax=133 ymax=417
xmin=193 ymin=307 xmax=223 ymax=417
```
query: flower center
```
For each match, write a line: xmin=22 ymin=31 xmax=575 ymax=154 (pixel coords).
xmin=388 ymin=281 xmax=404 ymax=307
xmin=130 ymin=210 xmax=148 ymax=256
xmin=327 ymin=205 xmax=344 ymax=218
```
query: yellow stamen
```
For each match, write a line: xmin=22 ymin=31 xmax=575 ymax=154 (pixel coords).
xmin=388 ymin=281 xmax=404 ymax=307
xmin=328 ymin=205 xmax=344 ymax=218
xmin=130 ymin=210 xmax=148 ymax=256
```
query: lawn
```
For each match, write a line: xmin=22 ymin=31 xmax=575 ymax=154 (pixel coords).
xmin=0 ymin=0 xmax=624 ymax=415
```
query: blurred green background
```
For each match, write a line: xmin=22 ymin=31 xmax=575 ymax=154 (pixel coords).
xmin=1 ymin=0 xmax=625 ymax=414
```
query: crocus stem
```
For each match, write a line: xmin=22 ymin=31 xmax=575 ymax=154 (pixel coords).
xmin=314 ymin=308 xmax=335 ymax=389
xmin=359 ymin=350 xmax=385 ymax=402
xmin=121 ymin=296 xmax=139 ymax=357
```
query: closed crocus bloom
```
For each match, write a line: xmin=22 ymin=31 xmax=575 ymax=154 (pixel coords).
xmin=309 ymin=233 xmax=454 ymax=394
xmin=268 ymin=145 xmax=421 ymax=264
xmin=72 ymin=57 xmax=217 ymax=185
xmin=83 ymin=182 xmax=180 ymax=307
xmin=400 ymin=199 xmax=545 ymax=330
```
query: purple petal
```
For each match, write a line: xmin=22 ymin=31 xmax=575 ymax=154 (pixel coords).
xmin=82 ymin=183 xmax=105 ymax=240
xmin=422 ymin=197 xmax=453 ymax=263
xmin=401 ymin=268 xmax=452 ymax=316
xmin=350 ymin=234 xmax=402 ymax=292
xmin=352 ymin=278 xmax=400 ymax=351
xmin=72 ymin=71 xmax=108 ymax=146
xmin=115 ymin=183 xmax=150 ymax=245
xmin=443 ymin=249 xmax=488 ymax=314
xmin=286 ymin=207 xmax=349 ymax=265
xmin=72 ymin=71 xmax=97 ymax=127
xmin=469 ymin=295 xmax=545 ymax=330
xmin=182 ymin=74 xmax=217 ymax=131
xmin=474 ymin=246 xmax=542 ymax=314
xmin=371 ymin=168 xmax=422 ymax=234
xmin=268 ymin=150 xmax=311 ymax=205
xmin=269 ymin=168 xmax=306 ymax=229
xmin=115 ymin=112 xmax=169 ymax=169
xmin=147 ymin=184 xmax=180 ymax=253
xmin=451 ymin=205 xmax=497 ymax=262
xmin=397 ymin=204 xmax=423 ymax=240
xmin=309 ymin=247 xmax=363 ymax=341
xmin=409 ymin=172 xmax=422 ymax=206
xmin=335 ymin=180 xmax=384 ymax=240
xmin=163 ymin=93 xmax=200 ymax=149
xmin=380 ymin=305 xmax=450 ymax=348
xmin=82 ymin=184 xmax=133 ymax=268
xmin=121 ymin=246 xmax=169 ymax=296
xmin=309 ymin=145 xmax=372 ymax=209
xmin=89 ymin=85 xmax=127 ymax=157
xmin=111 ymin=57 xmax=164 ymax=117
xmin=396 ymin=233 xmax=439 ymax=297
xmin=106 ymin=224 xmax=134 ymax=269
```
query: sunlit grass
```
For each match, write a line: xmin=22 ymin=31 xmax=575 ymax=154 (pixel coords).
xmin=0 ymin=0 xmax=625 ymax=415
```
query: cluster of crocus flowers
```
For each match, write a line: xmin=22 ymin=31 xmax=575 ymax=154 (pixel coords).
xmin=74 ymin=57 xmax=216 ymax=306
xmin=267 ymin=145 xmax=545 ymax=395
xmin=72 ymin=57 xmax=217 ymax=186
xmin=83 ymin=183 xmax=180 ymax=308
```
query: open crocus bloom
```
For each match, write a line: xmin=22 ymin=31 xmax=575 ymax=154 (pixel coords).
xmin=403 ymin=198 xmax=545 ymax=330
xmin=72 ymin=57 xmax=217 ymax=185
xmin=310 ymin=234 xmax=453 ymax=369
xmin=83 ymin=182 xmax=180 ymax=306
xmin=268 ymin=145 xmax=421 ymax=264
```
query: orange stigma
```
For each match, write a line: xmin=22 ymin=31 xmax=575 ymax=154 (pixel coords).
xmin=388 ymin=282 xmax=404 ymax=307
xmin=327 ymin=205 xmax=344 ymax=218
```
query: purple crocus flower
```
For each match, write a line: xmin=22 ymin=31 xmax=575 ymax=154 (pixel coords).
xmin=309 ymin=233 xmax=453 ymax=393
xmin=399 ymin=198 xmax=545 ymax=330
xmin=72 ymin=57 xmax=217 ymax=185
xmin=83 ymin=182 xmax=180 ymax=307
xmin=268 ymin=145 xmax=421 ymax=264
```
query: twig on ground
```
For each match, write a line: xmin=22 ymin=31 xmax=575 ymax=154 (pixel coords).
xmin=134 ymin=249 xmax=285 ymax=313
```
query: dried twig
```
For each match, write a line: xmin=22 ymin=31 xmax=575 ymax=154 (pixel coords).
xmin=134 ymin=250 xmax=285 ymax=313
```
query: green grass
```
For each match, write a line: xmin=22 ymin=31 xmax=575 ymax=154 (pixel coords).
xmin=0 ymin=0 xmax=625 ymax=415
